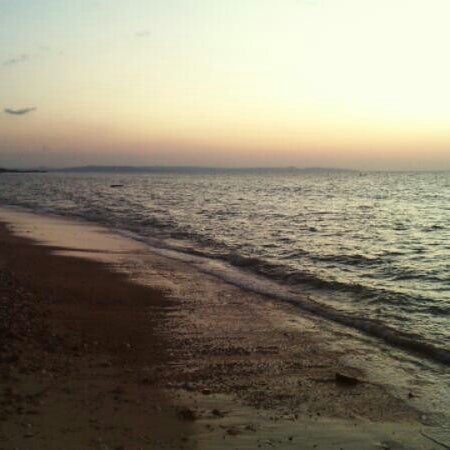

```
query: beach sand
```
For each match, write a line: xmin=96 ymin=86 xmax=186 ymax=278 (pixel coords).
xmin=0 ymin=207 xmax=442 ymax=449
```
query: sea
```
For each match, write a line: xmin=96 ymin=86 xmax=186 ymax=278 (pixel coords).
xmin=1 ymin=169 xmax=449 ymax=368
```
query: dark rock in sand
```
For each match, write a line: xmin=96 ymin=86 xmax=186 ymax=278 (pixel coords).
xmin=211 ymin=408 xmax=225 ymax=417
xmin=227 ymin=427 xmax=241 ymax=436
xmin=1 ymin=353 xmax=20 ymax=364
xmin=99 ymin=360 xmax=112 ymax=368
xmin=178 ymin=408 xmax=197 ymax=421
xmin=335 ymin=372 xmax=361 ymax=386
xmin=110 ymin=386 xmax=125 ymax=395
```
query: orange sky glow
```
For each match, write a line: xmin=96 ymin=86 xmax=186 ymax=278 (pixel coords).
xmin=1 ymin=0 xmax=450 ymax=170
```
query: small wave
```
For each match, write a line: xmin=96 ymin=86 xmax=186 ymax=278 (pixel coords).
xmin=423 ymin=224 xmax=445 ymax=232
xmin=424 ymin=304 xmax=450 ymax=316
xmin=227 ymin=253 xmax=265 ymax=268
xmin=224 ymin=253 xmax=414 ymax=304
xmin=146 ymin=245 xmax=450 ymax=366
xmin=310 ymin=253 xmax=381 ymax=267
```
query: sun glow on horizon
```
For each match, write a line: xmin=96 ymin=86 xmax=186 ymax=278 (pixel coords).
xmin=1 ymin=0 xmax=450 ymax=169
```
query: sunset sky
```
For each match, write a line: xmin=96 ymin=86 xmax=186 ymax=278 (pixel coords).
xmin=1 ymin=0 xmax=450 ymax=170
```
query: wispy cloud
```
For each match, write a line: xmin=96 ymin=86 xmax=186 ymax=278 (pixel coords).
xmin=3 ymin=54 xmax=30 ymax=66
xmin=136 ymin=30 xmax=151 ymax=38
xmin=4 ymin=107 xmax=37 ymax=116
xmin=3 ymin=46 xmax=62 ymax=67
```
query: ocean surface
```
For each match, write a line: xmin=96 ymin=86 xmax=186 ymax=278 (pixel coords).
xmin=1 ymin=170 xmax=449 ymax=365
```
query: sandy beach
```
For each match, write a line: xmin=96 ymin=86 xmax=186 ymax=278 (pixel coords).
xmin=0 ymin=207 xmax=445 ymax=449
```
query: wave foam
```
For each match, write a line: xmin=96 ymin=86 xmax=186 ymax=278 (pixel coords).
xmin=142 ymin=242 xmax=450 ymax=366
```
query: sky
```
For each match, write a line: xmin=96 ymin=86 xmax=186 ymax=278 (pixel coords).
xmin=1 ymin=0 xmax=450 ymax=170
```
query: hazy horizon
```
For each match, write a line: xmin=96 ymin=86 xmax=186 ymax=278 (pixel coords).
xmin=2 ymin=0 xmax=450 ymax=171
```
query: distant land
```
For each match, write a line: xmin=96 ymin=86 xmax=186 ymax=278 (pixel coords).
xmin=0 ymin=167 xmax=46 ymax=174
xmin=52 ymin=165 xmax=356 ymax=174
xmin=2 ymin=165 xmax=449 ymax=174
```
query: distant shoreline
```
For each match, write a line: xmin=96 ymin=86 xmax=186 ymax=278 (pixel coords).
xmin=53 ymin=165 xmax=356 ymax=174
xmin=3 ymin=165 xmax=450 ymax=174
xmin=0 ymin=168 xmax=46 ymax=174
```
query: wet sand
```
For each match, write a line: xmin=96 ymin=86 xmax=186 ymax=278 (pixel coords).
xmin=0 ymin=207 xmax=444 ymax=449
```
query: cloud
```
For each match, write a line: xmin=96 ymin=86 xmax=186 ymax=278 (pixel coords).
xmin=4 ymin=107 xmax=37 ymax=116
xmin=136 ymin=30 xmax=151 ymax=38
xmin=3 ymin=54 xmax=30 ymax=66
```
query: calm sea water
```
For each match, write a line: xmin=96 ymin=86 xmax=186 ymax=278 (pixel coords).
xmin=1 ymin=170 xmax=449 ymax=364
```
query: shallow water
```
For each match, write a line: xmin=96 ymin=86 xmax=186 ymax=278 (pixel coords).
xmin=0 ymin=170 xmax=449 ymax=364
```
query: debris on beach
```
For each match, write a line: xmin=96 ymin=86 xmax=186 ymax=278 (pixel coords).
xmin=335 ymin=372 xmax=361 ymax=386
xmin=211 ymin=408 xmax=225 ymax=417
xmin=178 ymin=407 xmax=198 ymax=421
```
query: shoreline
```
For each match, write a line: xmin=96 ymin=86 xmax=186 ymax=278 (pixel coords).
xmin=0 ymin=206 xmax=446 ymax=449
xmin=3 ymin=202 xmax=448 ymax=368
